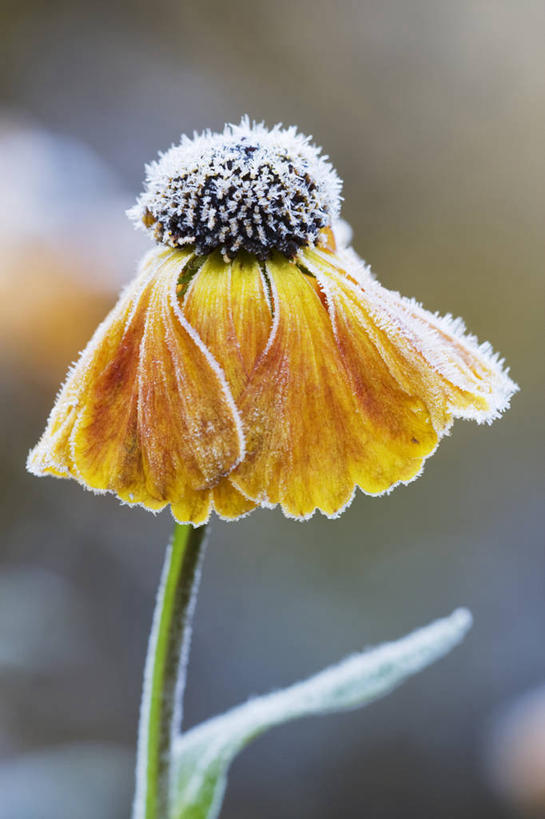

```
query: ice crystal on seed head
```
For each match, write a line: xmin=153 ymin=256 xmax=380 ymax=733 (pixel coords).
xmin=128 ymin=118 xmax=342 ymax=261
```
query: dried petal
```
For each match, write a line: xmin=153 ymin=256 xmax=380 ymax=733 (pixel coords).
xmin=302 ymin=247 xmax=517 ymax=433
xmin=28 ymin=247 xmax=245 ymax=525
xmin=231 ymin=255 xmax=438 ymax=519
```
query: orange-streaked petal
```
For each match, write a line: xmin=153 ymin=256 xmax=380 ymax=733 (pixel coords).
xmin=25 ymin=252 xmax=161 ymax=484
xmin=303 ymin=246 xmax=517 ymax=433
xmin=231 ymin=255 xmax=437 ymax=519
xmin=28 ymin=247 xmax=244 ymax=525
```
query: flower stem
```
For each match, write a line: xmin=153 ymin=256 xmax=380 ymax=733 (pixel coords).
xmin=132 ymin=522 xmax=208 ymax=819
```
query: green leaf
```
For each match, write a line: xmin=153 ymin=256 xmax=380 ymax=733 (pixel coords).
xmin=169 ymin=608 xmax=472 ymax=819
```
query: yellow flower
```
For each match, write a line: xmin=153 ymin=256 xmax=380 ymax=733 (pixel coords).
xmin=27 ymin=120 xmax=517 ymax=525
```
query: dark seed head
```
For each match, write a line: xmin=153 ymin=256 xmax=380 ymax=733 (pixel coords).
xmin=128 ymin=118 xmax=342 ymax=261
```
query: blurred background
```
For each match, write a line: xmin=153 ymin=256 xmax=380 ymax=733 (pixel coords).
xmin=1 ymin=1 xmax=544 ymax=817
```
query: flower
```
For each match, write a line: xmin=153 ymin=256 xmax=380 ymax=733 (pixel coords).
xmin=27 ymin=119 xmax=517 ymax=525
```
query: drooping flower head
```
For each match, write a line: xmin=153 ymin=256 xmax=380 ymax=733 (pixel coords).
xmin=28 ymin=119 xmax=517 ymax=525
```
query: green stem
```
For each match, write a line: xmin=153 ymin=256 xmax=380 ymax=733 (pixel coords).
xmin=132 ymin=523 xmax=208 ymax=819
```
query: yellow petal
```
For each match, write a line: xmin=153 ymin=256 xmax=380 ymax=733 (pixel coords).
xmin=183 ymin=251 xmax=272 ymax=518
xmin=303 ymin=247 xmax=517 ymax=433
xmin=28 ymin=247 xmax=244 ymax=525
xmin=183 ymin=252 xmax=272 ymax=398
xmin=231 ymin=255 xmax=436 ymax=519
xmin=212 ymin=479 xmax=257 ymax=519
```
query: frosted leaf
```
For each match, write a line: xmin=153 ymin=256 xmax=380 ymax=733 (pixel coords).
xmin=169 ymin=609 xmax=472 ymax=819
xmin=128 ymin=117 xmax=342 ymax=262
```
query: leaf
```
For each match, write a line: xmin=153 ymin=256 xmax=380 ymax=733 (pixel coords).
xmin=169 ymin=608 xmax=472 ymax=819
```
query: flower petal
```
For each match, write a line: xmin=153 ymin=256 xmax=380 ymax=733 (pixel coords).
xmin=212 ymin=479 xmax=257 ymax=519
xmin=183 ymin=252 xmax=272 ymax=518
xmin=303 ymin=247 xmax=517 ymax=432
xmin=28 ymin=248 xmax=244 ymax=525
xmin=182 ymin=252 xmax=272 ymax=398
xmin=231 ymin=256 xmax=437 ymax=519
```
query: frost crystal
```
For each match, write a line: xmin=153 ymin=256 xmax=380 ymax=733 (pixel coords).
xmin=128 ymin=118 xmax=342 ymax=261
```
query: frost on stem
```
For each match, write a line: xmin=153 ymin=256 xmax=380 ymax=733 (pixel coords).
xmin=128 ymin=118 xmax=342 ymax=262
